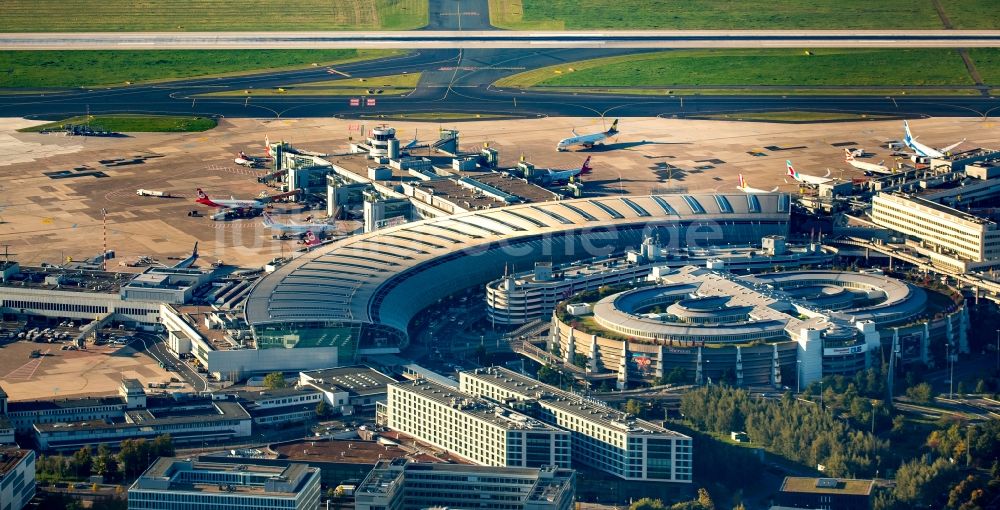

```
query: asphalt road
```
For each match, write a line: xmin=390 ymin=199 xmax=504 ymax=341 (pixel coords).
xmin=2 ymin=47 xmax=998 ymax=121
xmin=134 ymin=332 xmax=209 ymax=393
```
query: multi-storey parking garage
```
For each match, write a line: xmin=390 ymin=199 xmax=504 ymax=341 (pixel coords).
xmin=244 ymin=193 xmax=793 ymax=367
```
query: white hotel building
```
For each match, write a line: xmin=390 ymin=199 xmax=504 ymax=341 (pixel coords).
xmin=871 ymin=192 xmax=1000 ymax=271
xmin=385 ymin=379 xmax=571 ymax=469
xmin=460 ymin=367 xmax=692 ymax=483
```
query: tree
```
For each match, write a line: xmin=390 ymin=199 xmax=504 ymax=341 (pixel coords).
xmin=906 ymin=383 xmax=934 ymax=404
xmin=537 ymin=365 xmax=560 ymax=386
xmin=572 ymin=353 xmax=589 ymax=369
xmin=976 ymin=379 xmax=987 ymax=394
xmin=625 ymin=399 xmax=642 ymax=416
xmin=70 ymin=446 xmax=93 ymax=478
xmin=93 ymin=444 xmax=119 ymax=482
xmin=316 ymin=400 xmax=331 ymax=419
xmin=151 ymin=434 xmax=174 ymax=458
xmin=697 ymin=488 xmax=715 ymax=510
xmin=629 ymin=498 xmax=665 ymax=510
xmin=957 ymin=381 xmax=967 ymax=397
xmin=263 ymin=372 xmax=288 ymax=390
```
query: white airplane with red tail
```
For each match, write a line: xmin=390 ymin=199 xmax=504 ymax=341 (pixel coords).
xmin=195 ymin=189 xmax=266 ymax=209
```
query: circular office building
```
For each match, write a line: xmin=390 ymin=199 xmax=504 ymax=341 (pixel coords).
xmin=549 ymin=267 xmax=967 ymax=387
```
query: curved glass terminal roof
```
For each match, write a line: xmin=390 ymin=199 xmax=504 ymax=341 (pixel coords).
xmin=245 ymin=193 xmax=792 ymax=337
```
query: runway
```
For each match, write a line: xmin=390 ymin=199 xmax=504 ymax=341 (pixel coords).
xmin=2 ymin=0 xmax=999 ymax=121
xmin=2 ymin=48 xmax=999 ymax=121
xmin=4 ymin=30 xmax=1000 ymax=50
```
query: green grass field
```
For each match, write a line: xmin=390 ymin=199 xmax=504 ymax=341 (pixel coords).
xmin=0 ymin=50 xmax=399 ymax=88
xmin=495 ymin=49 xmax=978 ymax=90
xmin=0 ymin=0 xmax=427 ymax=31
xmin=19 ymin=115 xmax=217 ymax=133
xmin=490 ymin=0 xmax=994 ymax=29
xmin=200 ymin=73 xmax=421 ymax=97
xmin=969 ymin=49 xmax=1000 ymax=85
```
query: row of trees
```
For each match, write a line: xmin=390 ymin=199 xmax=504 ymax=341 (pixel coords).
xmin=680 ymin=386 xmax=888 ymax=478
xmin=36 ymin=435 xmax=174 ymax=483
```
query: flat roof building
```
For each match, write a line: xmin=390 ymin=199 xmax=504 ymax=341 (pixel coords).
xmin=128 ymin=457 xmax=321 ymax=510
xmin=872 ymin=192 xmax=1000 ymax=270
xmin=0 ymin=446 xmax=35 ymax=510
xmin=776 ymin=477 xmax=874 ymax=510
xmin=355 ymin=458 xmax=575 ymax=510
xmin=298 ymin=365 xmax=397 ymax=414
xmin=386 ymin=379 xmax=571 ymax=469
xmin=461 ymin=367 xmax=691 ymax=483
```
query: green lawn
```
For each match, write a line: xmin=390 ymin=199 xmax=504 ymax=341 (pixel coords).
xmin=496 ymin=49 xmax=977 ymax=89
xmin=0 ymin=0 xmax=427 ymax=31
xmin=969 ymin=49 xmax=1000 ymax=86
xmin=0 ymin=50 xmax=399 ymax=88
xmin=19 ymin=115 xmax=217 ymax=133
xmin=491 ymin=0 xmax=996 ymax=29
xmin=199 ymin=73 xmax=421 ymax=97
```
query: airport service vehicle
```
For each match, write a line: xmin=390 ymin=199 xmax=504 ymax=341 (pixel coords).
xmin=556 ymin=119 xmax=619 ymax=151
xmin=136 ymin=189 xmax=170 ymax=197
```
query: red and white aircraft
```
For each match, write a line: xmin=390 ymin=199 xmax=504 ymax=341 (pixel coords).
xmin=541 ymin=156 xmax=593 ymax=184
xmin=195 ymin=189 xmax=266 ymax=209
xmin=234 ymin=137 xmax=273 ymax=167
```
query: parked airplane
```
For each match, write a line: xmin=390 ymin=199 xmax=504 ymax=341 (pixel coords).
xmin=540 ymin=157 xmax=593 ymax=184
xmin=737 ymin=174 xmax=778 ymax=194
xmin=556 ymin=120 xmax=619 ymax=151
xmin=903 ymin=120 xmax=965 ymax=159
xmin=195 ymin=189 xmax=266 ymax=209
xmin=785 ymin=160 xmax=832 ymax=185
xmin=234 ymin=151 xmax=269 ymax=168
xmin=844 ymin=149 xmax=891 ymax=175
xmin=262 ymin=212 xmax=335 ymax=235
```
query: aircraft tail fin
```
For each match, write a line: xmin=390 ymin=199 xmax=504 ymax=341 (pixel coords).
xmin=786 ymin=160 xmax=797 ymax=179
xmin=581 ymin=156 xmax=593 ymax=174
xmin=608 ymin=119 xmax=619 ymax=134
xmin=844 ymin=148 xmax=854 ymax=161
xmin=738 ymin=174 xmax=746 ymax=189
xmin=264 ymin=135 xmax=272 ymax=158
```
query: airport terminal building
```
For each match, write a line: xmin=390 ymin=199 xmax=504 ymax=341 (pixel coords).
xmin=236 ymin=193 xmax=791 ymax=377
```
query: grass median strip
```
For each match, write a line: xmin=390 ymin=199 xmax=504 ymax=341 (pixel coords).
xmin=495 ymin=49 xmax=978 ymax=92
xmin=200 ymin=73 xmax=421 ymax=97
xmin=489 ymin=0 xmax=995 ymax=29
xmin=19 ymin=115 xmax=217 ymax=133
xmin=0 ymin=49 xmax=400 ymax=89
xmin=0 ymin=0 xmax=428 ymax=31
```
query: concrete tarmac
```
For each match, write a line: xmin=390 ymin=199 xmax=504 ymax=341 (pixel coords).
xmin=3 ymin=30 xmax=1000 ymax=50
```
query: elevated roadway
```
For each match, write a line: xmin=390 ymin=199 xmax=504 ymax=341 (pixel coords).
xmin=3 ymin=30 xmax=1000 ymax=50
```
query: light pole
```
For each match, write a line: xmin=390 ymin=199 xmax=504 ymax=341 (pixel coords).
xmin=947 ymin=342 xmax=954 ymax=399
xmin=796 ymin=360 xmax=801 ymax=394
